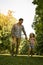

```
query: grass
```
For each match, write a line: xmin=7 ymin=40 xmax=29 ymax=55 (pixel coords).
xmin=0 ymin=55 xmax=43 ymax=65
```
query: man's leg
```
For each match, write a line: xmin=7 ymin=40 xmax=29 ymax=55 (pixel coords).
xmin=16 ymin=38 xmax=21 ymax=55
xmin=11 ymin=37 xmax=16 ymax=56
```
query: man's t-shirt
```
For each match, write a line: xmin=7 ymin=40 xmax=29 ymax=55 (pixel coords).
xmin=11 ymin=24 xmax=25 ymax=38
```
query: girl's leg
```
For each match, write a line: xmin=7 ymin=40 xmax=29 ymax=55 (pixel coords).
xmin=28 ymin=46 xmax=31 ymax=56
xmin=31 ymin=45 xmax=35 ymax=56
xmin=31 ymin=47 xmax=33 ymax=56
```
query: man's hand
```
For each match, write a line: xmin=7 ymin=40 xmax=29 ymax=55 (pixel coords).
xmin=25 ymin=36 xmax=27 ymax=40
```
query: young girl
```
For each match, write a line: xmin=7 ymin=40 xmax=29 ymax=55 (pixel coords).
xmin=28 ymin=33 xmax=35 ymax=56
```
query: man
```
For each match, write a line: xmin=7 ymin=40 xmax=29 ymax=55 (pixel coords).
xmin=11 ymin=18 xmax=27 ymax=56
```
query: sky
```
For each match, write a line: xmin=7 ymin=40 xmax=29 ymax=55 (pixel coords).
xmin=0 ymin=0 xmax=36 ymax=36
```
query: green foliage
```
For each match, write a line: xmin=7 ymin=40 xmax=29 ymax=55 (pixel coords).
xmin=19 ymin=39 xmax=29 ymax=55
xmin=32 ymin=0 xmax=43 ymax=54
xmin=0 ymin=10 xmax=17 ymax=53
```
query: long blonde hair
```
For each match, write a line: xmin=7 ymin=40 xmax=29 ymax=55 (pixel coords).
xmin=29 ymin=33 xmax=35 ymax=38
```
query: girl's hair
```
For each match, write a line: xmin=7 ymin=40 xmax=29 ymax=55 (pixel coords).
xmin=29 ymin=33 xmax=35 ymax=38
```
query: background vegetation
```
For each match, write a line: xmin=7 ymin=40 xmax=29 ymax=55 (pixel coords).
xmin=32 ymin=0 xmax=43 ymax=55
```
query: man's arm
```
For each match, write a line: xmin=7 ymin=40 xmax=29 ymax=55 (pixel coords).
xmin=22 ymin=25 xmax=27 ymax=39
xmin=11 ymin=24 xmax=15 ymax=37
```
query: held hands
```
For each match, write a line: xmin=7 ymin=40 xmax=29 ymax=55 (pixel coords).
xmin=25 ymin=36 xmax=27 ymax=40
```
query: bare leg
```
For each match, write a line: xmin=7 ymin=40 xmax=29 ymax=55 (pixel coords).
xmin=28 ymin=47 xmax=31 ymax=56
xmin=11 ymin=37 xmax=16 ymax=56
xmin=15 ymin=38 xmax=20 ymax=56
xmin=11 ymin=44 xmax=15 ymax=56
xmin=15 ymin=38 xmax=18 ymax=55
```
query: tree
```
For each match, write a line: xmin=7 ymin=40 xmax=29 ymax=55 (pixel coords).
xmin=32 ymin=0 xmax=43 ymax=54
xmin=0 ymin=10 xmax=17 ymax=53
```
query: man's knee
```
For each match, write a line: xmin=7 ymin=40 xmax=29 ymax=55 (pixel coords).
xmin=12 ymin=37 xmax=16 ymax=44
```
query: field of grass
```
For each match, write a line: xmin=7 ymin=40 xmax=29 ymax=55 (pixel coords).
xmin=0 ymin=55 xmax=43 ymax=65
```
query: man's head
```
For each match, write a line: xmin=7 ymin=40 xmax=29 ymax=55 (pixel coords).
xmin=18 ymin=18 xmax=23 ymax=25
